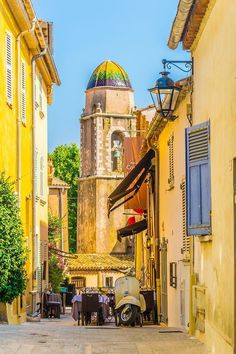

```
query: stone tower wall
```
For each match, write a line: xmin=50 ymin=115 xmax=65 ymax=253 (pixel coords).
xmin=77 ymin=177 xmax=128 ymax=254
xmin=78 ymin=76 xmax=135 ymax=254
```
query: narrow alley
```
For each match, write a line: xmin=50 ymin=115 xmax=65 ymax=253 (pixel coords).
xmin=0 ymin=310 xmax=209 ymax=354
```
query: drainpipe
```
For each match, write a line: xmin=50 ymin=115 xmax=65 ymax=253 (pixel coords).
xmin=32 ymin=46 xmax=47 ymax=296
xmin=16 ymin=19 xmax=36 ymax=205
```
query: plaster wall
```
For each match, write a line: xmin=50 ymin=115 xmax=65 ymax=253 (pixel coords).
xmin=158 ymin=95 xmax=190 ymax=328
xmin=71 ymin=272 xmax=125 ymax=289
xmin=34 ymin=67 xmax=49 ymax=290
xmin=0 ymin=0 xmax=34 ymax=323
xmin=190 ymin=0 xmax=236 ymax=351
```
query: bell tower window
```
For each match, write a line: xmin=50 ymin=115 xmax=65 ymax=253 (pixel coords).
xmin=111 ymin=132 xmax=124 ymax=172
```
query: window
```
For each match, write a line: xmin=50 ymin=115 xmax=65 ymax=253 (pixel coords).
xmin=6 ymin=32 xmax=13 ymax=105
xmin=105 ymin=277 xmax=113 ymax=288
xmin=186 ymin=121 xmax=211 ymax=235
xmin=181 ymin=180 xmax=190 ymax=257
xmin=111 ymin=132 xmax=123 ymax=172
xmin=71 ymin=277 xmax=86 ymax=288
xmin=40 ymin=155 xmax=44 ymax=197
xmin=168 ymin=134 xmax=174 ymax=187
xmin=21 ymin=60 xmax=26 ymax=124
xmin=170 ymin=262 xmax=177 ymax=288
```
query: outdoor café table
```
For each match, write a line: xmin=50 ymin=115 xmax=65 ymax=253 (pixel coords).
xmin=71 ymin=294 xmax=82 ymax=325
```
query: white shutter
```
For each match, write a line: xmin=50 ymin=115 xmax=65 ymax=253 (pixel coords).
xmin=6 ymin=32 xmax=13 ymax=105
xmin=21 ymin=61 xmax=26 ymax=124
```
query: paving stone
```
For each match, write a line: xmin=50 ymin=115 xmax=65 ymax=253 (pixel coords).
xmin=0 ymin=311 xmax=209 ymax=354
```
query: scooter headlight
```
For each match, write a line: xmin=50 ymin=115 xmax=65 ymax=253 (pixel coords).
xmin=123 ymin=290 xmax=128 ymax=297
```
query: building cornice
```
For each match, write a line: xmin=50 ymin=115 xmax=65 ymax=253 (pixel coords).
xmin=78 ymin=175 xmax=124 ymax=182
xmin=85 ymin=86 xmax=134 ymax=94
xmin=6 ymin=0 xmax=60 ymax=86
xmin=168 ymin=0 xmax=213 ymax=50
xmin=81 ymin=112 xmax=135 ymax=121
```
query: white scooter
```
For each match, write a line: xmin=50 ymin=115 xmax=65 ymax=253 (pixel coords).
xmin=114 ymin=269 xmax=146 ymax=327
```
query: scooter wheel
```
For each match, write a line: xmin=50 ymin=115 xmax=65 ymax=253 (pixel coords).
xmin=119 ymin=304 xmax=138 ymax=326
xmin=115 ymin=312 xmax=120 ymax=327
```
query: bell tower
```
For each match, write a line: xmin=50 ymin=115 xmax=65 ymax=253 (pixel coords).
xmin=77 ymin=60 xmax=136 ymax=254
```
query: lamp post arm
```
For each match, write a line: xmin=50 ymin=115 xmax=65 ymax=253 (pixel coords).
xmin=162 ymin=59 xmax=192 ymax=73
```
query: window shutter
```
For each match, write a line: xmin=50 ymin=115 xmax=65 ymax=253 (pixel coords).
xmin=181 ymin=180 xmax=190 ymax=256
xmin=186 ymin=121 xmax=211 ymax=235
xmin=6 ymin=32 xmax=13 ymax=105
xmin=168 ymin=134 xmax=174 ymax=187
xmin=21 ymin=61 xmax=26 ymax=124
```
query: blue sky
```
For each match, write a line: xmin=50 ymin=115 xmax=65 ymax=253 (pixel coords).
xmin=33 ymin=0 xmax=189 ymax=151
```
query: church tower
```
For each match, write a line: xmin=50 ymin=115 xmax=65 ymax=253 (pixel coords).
xmin=77 ymin=61 xmax=136 ymax=254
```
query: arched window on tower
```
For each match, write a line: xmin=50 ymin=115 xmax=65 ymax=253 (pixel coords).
xmin=111 ymin=131 xmax=124 ymax=172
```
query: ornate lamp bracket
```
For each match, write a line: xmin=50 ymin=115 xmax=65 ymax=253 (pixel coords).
xmin=162 ymin=59 xmax=193 ymax=73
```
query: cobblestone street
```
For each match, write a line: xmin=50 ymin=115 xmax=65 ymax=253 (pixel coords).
xmin=0 ymin=311 xmax=210 ymax=354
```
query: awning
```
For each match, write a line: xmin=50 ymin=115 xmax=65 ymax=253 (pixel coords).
xmin=108 ymin=149 xmax=155 ymax=215
xmin=117 ymin=219 xmax=147 ymax=240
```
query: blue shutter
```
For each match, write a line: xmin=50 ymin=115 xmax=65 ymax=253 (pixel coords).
xmin=186 ymin=121 xmax=211 ymax=235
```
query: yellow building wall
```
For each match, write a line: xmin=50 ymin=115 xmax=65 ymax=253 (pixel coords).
xmin=0 ymin=0 xmax=34 ymax=324
xmin=70 ymin=271 xmax=123 ymax=289
xmin=158 ymin=95 xmax=190 ymax=328
xmin=190 ymin=0 xmax=236 ymax=351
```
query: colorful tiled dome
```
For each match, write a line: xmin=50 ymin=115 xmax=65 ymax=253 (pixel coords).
xmin=87 ymin=60 xmax=132 ymax=90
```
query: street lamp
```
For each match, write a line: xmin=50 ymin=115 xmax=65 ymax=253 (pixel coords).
xmin=148 ymin=59 xmax=192 ymax=120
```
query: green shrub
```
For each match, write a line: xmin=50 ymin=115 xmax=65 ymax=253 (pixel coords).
xmin=0 ymin=173 xmax=27 ymax=303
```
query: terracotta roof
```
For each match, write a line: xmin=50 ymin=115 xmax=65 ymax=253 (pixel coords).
xmin=49 ymin=176 xmax=69 ymax=188
xmin=168 ymin=0 xmax=211 ymax=50
xmin=67 ymin=253 xmax=134 ymax=271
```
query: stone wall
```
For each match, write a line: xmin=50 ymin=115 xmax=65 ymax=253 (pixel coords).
xmin=77 ymin=177 xmax=127 ymax=254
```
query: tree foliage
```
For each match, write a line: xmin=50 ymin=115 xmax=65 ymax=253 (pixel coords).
xmin=48 ymin=212 xmax=64 ymax=293
xmin=48 ymin=213 xmax=63 ymax=244
xmin=49 ymin=144 xmax=80 ymax=253
xmin=0 ymin=173 xmax=27 ymax=303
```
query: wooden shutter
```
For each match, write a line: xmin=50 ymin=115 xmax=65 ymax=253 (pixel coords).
xmin=186 ymin=121 xmax=211 ymax=235
xmin=6 ymin=32 xmax=13 ymax=105
xmin=168 ymin=134 xmax=174 ymax=187
xmin=21 ymin=61 xmax=26 ymax=124
xmin=181 ymin=180 xmax=190 ymax=257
